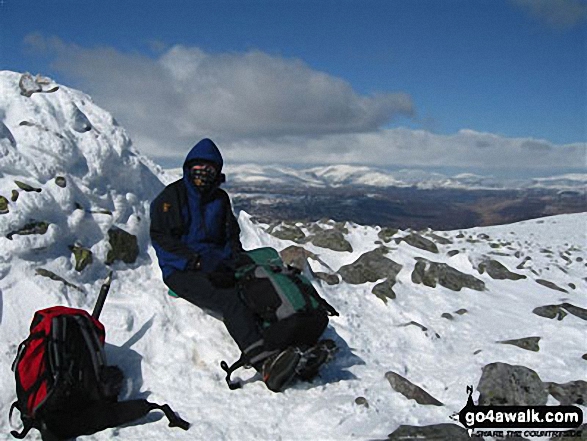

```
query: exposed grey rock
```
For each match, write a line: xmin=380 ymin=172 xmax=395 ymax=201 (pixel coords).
xmin=477 ymin=258 xmax=526 ymax=280
xmin=19 ymin=73 xmax=42 ymax=97
xmin=455 ymin=308 xmax=468 ymax=315
xmin=400 ymin=233 xmax=439 ymax=253
xmin=478 ymin=233 xmax=490 ymax=240
xmin=35 ymin=268 xmax=83 ymax=292
xmin=14 ymin=180 xmax=41 ymax=192
xmin=533 ymin=305 xmax=568 ymax=321
xmin=545 ymin=380 xmax=587 ymax=406
xmin=426 ymin=232 xmax=453 ymax=245
xmin=279 ymin=245 xmax=317 ymax=271
xmin=582 ymin=354 xmax=587 ymax=361
xmin=387 ymin=424 xmax=472 ymax=440
xmin=55 ymin=176 xmax=67 ymax=188
xmin=385 ymin=371 xmax=443 ymax=406
xmin=314 ymin=272 xmax=340 ymax=285
xmin=69 ymin=245 xmax=93 ymax=272
xmin=411 ymin=258 xmax=485 ymax=291
xmin=372 ymin=278 xmax=397 ymax=303
xmin=568 ymin=283 xmax=576 ymax=290
xmin=71 ymin=104 xmax=92 ymax=132
xmin=6 ymin=221 xmax=49 ymax=240
xmin=11 ymin=190 xmax=19 ymax=202
xmin=561 ymin=303 xmax=587 ymax=321
xmin=399 ymin=321 xmax=440 ymax=338
xmin=19 ymin=73 xmax=59 ymax=97
xmin=497 ymin=336 xmax=541 ymax=352
xmin=536 ymin=279 xmax=568 ymax=293
xmin=378 ymin=227 xmax=398 ymax=243
xmin=338 ymin=248 xmax=402 ymax=284
xmin=441 ymin=313 xmax=453 ymax=320
xmin=354 ymin=397 xmax=369 ymax=408
xmin=447 ymin=250 xmax=460 ymax=257
xmin=477 ymin=362 xmax=548 ymax=406
xmin=267 ymin=223 xmax=306 ymax=242
xmin=311 ymin=228 xmax=353 ymax=252
xmin=106 ymin=227 xmax=139 ymax=265
xmin=0 ymin=196 xmax=8 ymax=214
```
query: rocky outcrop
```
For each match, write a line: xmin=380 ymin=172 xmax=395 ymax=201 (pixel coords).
xmin=377 ymin=227 xmax=398 ymax=243
xmin=533 ymin=305 xmax=568 ymax=321
xmin=35 ymin=268 xmax=83 ymax=292
xmin=314 ymin=272 xmax=340 ymax=285
xmin=533 ymin=303 xmax=587 ymax=321
xmin=545 ymin=380 xmax=587 ymax=406
xmin=372 ymin=278 xmax=397 ymax=302
xmin=497 ymin=336 xmax=541 ymax=352
xmin=14 ymin=180 xmax=41 ymax=192
xmin=412 ymin=258 xmax=485 ymax=291
xmin=267 ymin=222 xmax=306 ymax=242
xmin=310 ymin=229 xmax=353 ymax=252
xmin=0 ymin=196 xmax=8 ymax=214
xmin=338 ymin=248 xmax=402 ymax=284
xmin=385 ymin=371 xmax=443 ymax=406
xmin=69 ymin=245 xmax=93 ymax=272
xmin=6 ymin=221 xmax=49 ymax=240
xmin=279 ymin=245 xmax=317 ymax=271
xmin=354 ymin=397 xmax=369 ymax=408
xmin=105 ymin=227 xmax=139 ymax=265
xmin=19 ymin=72 xmax=59 ymax=97
xmin=536 ymin=279 xmax=568 ymax=293
xmin=477 ymin=258 xmax=526 ymax=280
xmin=55 ymin=176 xmax=67 ymax=188
xmin=398 ymin=233 xmax=439 ymax=253
xmin=477 ymin=362 xmax=548 ymax=406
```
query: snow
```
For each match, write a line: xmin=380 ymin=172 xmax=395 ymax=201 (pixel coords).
xmin=1 ymin=71 xmax=586 ymax=440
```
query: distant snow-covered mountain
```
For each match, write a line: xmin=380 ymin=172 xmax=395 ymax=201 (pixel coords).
xmin=162 ymin=163 xmax=587 ymax=191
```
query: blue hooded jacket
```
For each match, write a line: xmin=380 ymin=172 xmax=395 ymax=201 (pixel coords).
xmin=150 ymin=139 xmax=241 ymax=280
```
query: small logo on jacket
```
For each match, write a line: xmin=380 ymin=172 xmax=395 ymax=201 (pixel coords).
xmin=162 ymin=202 xmax=171 ymax=213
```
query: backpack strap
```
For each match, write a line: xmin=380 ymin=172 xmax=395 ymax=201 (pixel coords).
xmin=220 ymin=343 xmax=279 ymax=390
xmin=9 ymin=402 xmax=35 ymax=440
xmin=146 ymin=402 xmax=190 ymax=430
xmin=38 ymin=399 xmax=190 ymax=439
xmin=287 ymin=274 xmax=339 ymax=317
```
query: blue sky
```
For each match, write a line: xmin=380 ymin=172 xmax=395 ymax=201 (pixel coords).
xmin=1 ymin=0 xmax=586 ymax=175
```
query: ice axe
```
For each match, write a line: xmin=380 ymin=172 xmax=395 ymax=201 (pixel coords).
xmin=92 ymin=271 xmax=113 ymax=320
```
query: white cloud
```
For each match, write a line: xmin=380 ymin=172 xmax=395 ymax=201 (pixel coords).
xmin=221 ymin=129 xmax=587 ymax=171
xmin=512 ymin=0 xmax=587 ymax=29
xmin=26 ymin=35 xmax=413 ymax=157
xmin=24 ymin=35 xmax=586 ymax=173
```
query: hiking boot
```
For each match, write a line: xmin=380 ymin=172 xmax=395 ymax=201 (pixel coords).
xmin=296 ymin=339 xmax=337 ymax=381
xmin=262 ymin=347 xmax=301 ymax=392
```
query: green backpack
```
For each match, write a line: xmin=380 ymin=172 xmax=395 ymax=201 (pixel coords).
xmin=225 ymin=247 xmax=338 ymax=389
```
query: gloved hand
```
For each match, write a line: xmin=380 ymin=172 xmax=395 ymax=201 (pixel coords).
xmin=208 ymin=262 xmax=236 ymax=289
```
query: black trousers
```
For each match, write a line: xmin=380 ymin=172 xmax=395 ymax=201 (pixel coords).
xmin=165 ymin=270 xmax=263 ymax=352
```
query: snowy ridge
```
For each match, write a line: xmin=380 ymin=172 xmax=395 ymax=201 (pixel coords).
xmin=1 ymin=72 xmax=586 ymax=440
xmin=164 ymin=163 xmax=587 ymax=191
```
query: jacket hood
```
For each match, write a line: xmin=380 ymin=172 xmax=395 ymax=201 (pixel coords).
xmin=183 ymin=138 xmax=224 ymax=175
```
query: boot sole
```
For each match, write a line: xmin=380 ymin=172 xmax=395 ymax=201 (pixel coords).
xmin=263 ymin=349 xmax=301 ymax=392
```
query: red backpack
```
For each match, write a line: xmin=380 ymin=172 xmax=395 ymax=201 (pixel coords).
xmin=9 ymin=276 xmax=189 ymax=440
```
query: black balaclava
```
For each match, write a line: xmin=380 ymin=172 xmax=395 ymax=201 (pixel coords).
xmin=188 ymin=160 xmax=219 ymax=194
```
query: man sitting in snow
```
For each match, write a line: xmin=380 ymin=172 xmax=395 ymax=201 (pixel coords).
xmin=149 ymin=138 xmax=302 ymax=391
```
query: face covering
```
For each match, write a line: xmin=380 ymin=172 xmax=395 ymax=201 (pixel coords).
xmin=190 ymin=163 xmax=219 ymax=193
